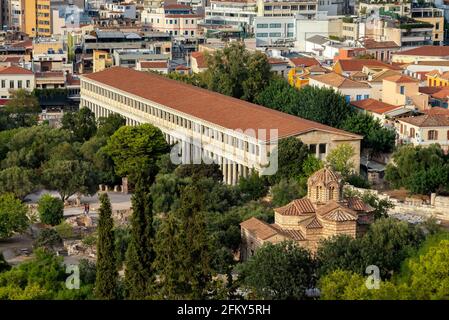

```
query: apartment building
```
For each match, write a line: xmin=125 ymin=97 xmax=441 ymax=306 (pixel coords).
xmin=254 ymin=16 xmax=296 ymax=47
xmin=80 ymin=67 xmax=362 ymax=185
xmin=23 ymin=0 xmax=51 ymax=37
xmin=0 ymin=65 xmax=35 ymax=99
xmin=256 ymin=0 xmax=318 ymax=19
xmin=141 ymin=4 xmax=201 ymax=39
xmin=204 ymin=0 xmax=257 ymax=31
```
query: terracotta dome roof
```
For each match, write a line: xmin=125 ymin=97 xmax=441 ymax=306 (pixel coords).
xmin=307 ymin=167 xmax=341 ymax=186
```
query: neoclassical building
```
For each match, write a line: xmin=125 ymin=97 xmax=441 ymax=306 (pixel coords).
xmin=240 ymin=168 xmax=375 ymax=259
xmin=80 ymin=66 xmax=362 ymax=185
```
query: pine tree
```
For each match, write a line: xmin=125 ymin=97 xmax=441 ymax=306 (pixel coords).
xmin=124 ymin=175 xmax=155 ymax=299
xmin=154 ymin=179 xmax=212 ymax=299
xmin=95 ymin=193 xmax=118 ymax=299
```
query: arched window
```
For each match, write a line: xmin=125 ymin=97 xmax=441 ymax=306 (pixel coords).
xmin=329 ymin=186 xmax=334 ymax=200
xmin=316 ymin=186 xmax=319 ymax=200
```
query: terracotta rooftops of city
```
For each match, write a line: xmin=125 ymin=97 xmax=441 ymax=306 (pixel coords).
xmin=0 ymin=65 xmax=33 ymax=75
xmin=351 ymin=98 xmax=402 ymax=114
xmin=383 ymin=74 xmax=419 ymax=83
xmin=239 ymin=217 xmax=280 ymax=240
xmin=337 ymin=59 xmax=402 ymax=72
xmin=83 ymin=67 xmax=362 ymax=141
xmin=363 ymin=39 xmax=399 ymax=49
xmin=140 ymin=61 xmax=168 ymax=69
xmin=393 ymin=46 xmax=449 ymax=57
xmin=289 ymin=57 xmax=320 ymax=67
xmin=191 ymin=51 xmax=207 ymax=68
xmin=310 ymin=72 xmax=371 ymax=88
xmin=399 ymin=114 xmax=449 ymax=127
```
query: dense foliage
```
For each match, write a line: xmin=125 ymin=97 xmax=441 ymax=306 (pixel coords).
xmin=37 ymin=194 xmax=64 ymax=226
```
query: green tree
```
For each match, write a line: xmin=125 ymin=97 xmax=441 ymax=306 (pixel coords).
xmin=174 ymin=163 xmax=223 ymax=182
xmin=256 ymin=79 xmax=354 ymax=127
xmin=0 ymin=252 xmax=10 ymax=273
xmin=96 ymin=113 xmax=126 ymax=137
xmin=42 ymin=160 xmax=97 ymax=201
xmin=326 ymin=143 xmax=356 ymax=178
xmin=61 ymin=107 xmax=97 ymax=142
xmin=271 ymin=137 xmax=309 ymax=183
xmin=315 ymin=235 xmax=364 ymax=277
xmin=318 ymin=269 xmax=371 ymax=300
xmin=0 ymin=167 xmax=36 ymax=199
xmin=342 ymin=112 xmax=395 ymax=153
xmin=95 ymin=193 xmax=118 ymax=300
xmin=33 ymin=229 xmax=63 ymax=249
xmin=124 ymin=175 xmax=155 ymax=299
xmin=360 ymin=218 xmax=424 ymax=279
xmin=237 ymin=241 xmax=314 ymax=299
xmin=0 ymin=193 xmax=29 ymax=239
xmin=385 ymin=144 xmax=449 ymax=195
xmin=271 ymin=179 xmax=306 ymax=207
xmin=154 ymin=181 xmax=213 ymax=299
xmin=37 ymin=194 xmax=64 ymax=226
xmin=237 ymin=170 xmax=268 ymax=201
xmin=104 ymin=124 xmax=169 ymax=181
xmin=203 ymin=42 xmax=272 ymax=101
xmin=4 ymin=89 xmax=40 ymax=127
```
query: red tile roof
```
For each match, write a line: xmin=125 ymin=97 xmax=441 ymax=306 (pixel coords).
xmin=383 ymin=74 xmax=419 ymax=83
xmin=268 ymin=58 xmax=288 ymax=65
xmin=422 ymin=107 xmax=449 ymax=115
xmin=289 ymin=57 xmax=320 ymax=67
xmin=274 ymin=198 xmax=316 ymax=216
xmin=140 ymin=61 xmax=168 ymax=69
xmin=191 ymin=51 xmax=207 ymax=68
xmin=337 ymin=59 xmax=401 ymax=72
xmin=83 ymin=67 xmax=362 ymax=141
xmin=399 ymin=114 xmax=449 ymax=127
xmin=240 ymin=217 xmax=279 ymax=240
xmin=419 ymin=86 xmax=449 ymax=100
xmin=351 ymin=98 xmax=401 ymax=114
xmin=164 ymin=4 xmax=191 ymax=9
xmin=363 ymin=39 xmax=399 ymax=49
xmin=0 ymin=65 xmax=33 ymax=75
xmin=394 ymin=46 xmax=449 ymax=57
xmin=310 ymin=72 xmax=371 ymax=88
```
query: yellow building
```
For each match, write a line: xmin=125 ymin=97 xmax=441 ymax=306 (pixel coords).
xmin=382 ymin=74 xmax=429 ymax=110
xmin=93 ymin=50 xmax=113 ymax=73
xmin=23 ymin=0 xmax=51 ymax=37
xmin=426 ymin=70 xmax=449 ymax=87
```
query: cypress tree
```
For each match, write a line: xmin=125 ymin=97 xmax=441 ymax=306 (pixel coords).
xmin=95 ymin=193 xmax=118 ymax=299
xmin=124 ymin=175 xmax=155 ymax=299
xmin=154 ymin=179 xmax=212 ymax=299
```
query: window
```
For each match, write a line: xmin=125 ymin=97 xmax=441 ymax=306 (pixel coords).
xmin=256 ymin=23 xmax=268 ymax=28
xmin=428 ymin=130 xmax=438 ymax=140
xmin=1 ymin=80 xmax=4 ymax=88
xmin=256 ymin=33 xmax=268 ymax=37
xmin=269 ymin=23 xmax=281 ymax=28
xmin=309 ymin=144 xmax=317 ymax=154
xmin=364 ymin=94 xmax=369 ymax=99
xmin=447 ymin=130 xmax=449 ymax=140
xmin=345 ymin=95 xmax=351 ymax=103
xmin=287 ymin=23 xmax=294 ymax=28
xmin=287 ymin=32 xmax=294 ymax=37
xmin=269 ymin=32 xmax=281 ymax=37
xmin=319 ymin=144 xmax=326 ymax=154
xmin=436 ymin=22 xmax=440 ymax=30
xmin=17 ymin=80 xmax=22 ymax=88
xmin=400 ymin=86 xmax=405 ymax=94
xmin=356 ymin=95 xmax=362 ymax=101
xmin=410 ymin=127 xmax=415 ymax=138
xmin=9 ymin=81 xmax=14 ymax=88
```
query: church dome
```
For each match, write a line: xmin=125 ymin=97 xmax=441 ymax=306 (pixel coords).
xmin=307 ymin=167 xmax=341 ymax=187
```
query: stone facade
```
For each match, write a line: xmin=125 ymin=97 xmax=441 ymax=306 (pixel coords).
xmin=240 ymin=168 xmax=374 ymax=259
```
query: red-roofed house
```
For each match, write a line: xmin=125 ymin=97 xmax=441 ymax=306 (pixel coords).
xmin=382 ymin=74 xmax=429 ymax=109
xmin=392 ymin=46 xmax=449 ymax=63
xmin=0 ymin=66 xmax=35 ymax=99
xmin=136 ymin=60 xmax=169 ymax=74
xmin=268 ymin=58 xmax=290 ymax=77
xmin=350 ymin=98 xmax=413 ymax=125
xmin=190 ymin=51 xmax=207 ymax=74
xmin=333 ymin=59 xmax=402 ymax=77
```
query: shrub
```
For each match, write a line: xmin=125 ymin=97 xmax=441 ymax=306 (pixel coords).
xmin=38 ymin=194 xmax=64 ymax=226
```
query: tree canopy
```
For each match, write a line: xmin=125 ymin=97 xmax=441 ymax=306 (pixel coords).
xmin=0 ymin=193 xmax=29 ymax=240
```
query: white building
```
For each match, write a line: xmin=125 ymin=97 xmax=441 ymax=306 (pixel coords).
xmin=0 ymin=66 xmax=35 ymax=99
xmin=309 ymin=72 xmax=372 ymax=103
xmin=257 ymin=0 xmax=318 ymax=18
xmin=254 ymin=16 xmax=296 ymax=47
xmin=205 ymin=0 xmax=257 ymax=31
xmin=103 ymin=2 xmax=137 ymax=20
xmin=80 ymin=67 xmax=362 ymax=184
